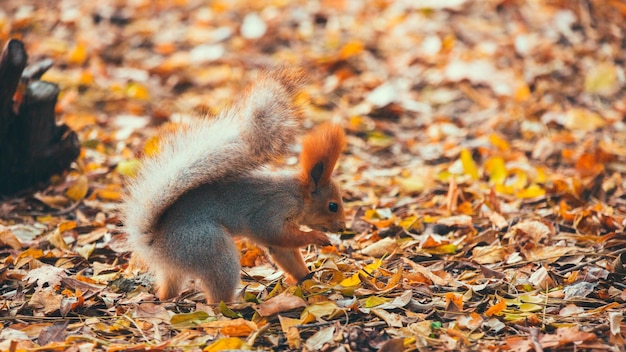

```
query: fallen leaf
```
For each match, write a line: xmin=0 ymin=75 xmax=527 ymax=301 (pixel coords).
xmin=203 ymin=337 xmax=247 ymax=352
xmin=25 ymin=265 xmax=67 ymax=290
xmin=201 ymin=318 xmax=258 ymax=337
xmin=256 ymin=292 xmax=307 ymax=316
xmin=304 ymin=325 xmax=335 ymax=351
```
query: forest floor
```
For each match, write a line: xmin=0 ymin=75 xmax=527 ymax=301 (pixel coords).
xmin=1 ymin=0 xmax=626 ymax=351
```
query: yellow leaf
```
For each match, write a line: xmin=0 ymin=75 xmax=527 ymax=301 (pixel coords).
xmin=363 ymin=258 xmax=383 ymax=275
xmin=518 ymin=303 xmax=543 ymax=312
xmin=535 ymin=166 xmax=547 ymax=183
xmin=515 ymin=184 xmax=545 ymax=199
xmin=584 ymin=62 xmax=618 ymax=95
xmin=423 ymin=243 xmax=457 ymax=255
xmin=565 ymin=108 xmax=606 ymax=131
xmin=460 ymin=149 xmax=479 ymax=180
xmin=339 ymin=272 xmax=361 ymax=287
xmin=68 ymin=42 xmax=87 ymax=65
xmin=37 ymin=214 xmax=55 ymax=223
xmin=117 ymin=159 xmax=141 ymax=177
xmin=66 ymin=175 xmax=89 ymax=201
xmin=508 ymin=168 xmax=528 ymax=190
xmin=367 ymin=130 xmax=394 ymax=148
xmin=489 ymin=133 xmax=510 ymax=151
xmin=398 ymin=215 xmax=424 ymax=232
xmin=203 ymin=337 xmax=246 ymax=352
xmin=364 ymin=295 xmax=389 ymax=308
xmin=485 ymin=156 xmax=507 ymax=185
xmin=126 ymin=82 xmax=150 ymax=100
xmin=495 ymin=183 xmax=514 ymax=195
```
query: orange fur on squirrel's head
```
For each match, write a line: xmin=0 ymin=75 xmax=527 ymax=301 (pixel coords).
xmin=299 ymin=123 xmax=347 ymax=233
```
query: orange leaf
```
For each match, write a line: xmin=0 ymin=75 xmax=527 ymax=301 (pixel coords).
xmin=485 ymin=299 xmax=506 ymax=317
xmin=95 ymin=186 xmax=122 ymax=201
xmin=445 ymin=292 xmax=463 ymax=310
xmin=201 ymin=319 xmax=258 ymax=337
xmin=339 ymin=40 xmax=364 ymax=59
xmin=66 ymin=175 xmax=89 ymax=201
xmin=514 ymin=81 xmax=531 ymax=102
xmin=421 ymin=235 xmax=446 ymax=248
xmin=575 ymin=152 xmax=604 ymax=177
xmin=240 ymin=246 xmax=264 ymax=267
xmin=558 ymin=200 xmax=576 ymax=222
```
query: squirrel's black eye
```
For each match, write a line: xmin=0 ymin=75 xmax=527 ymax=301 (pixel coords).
xmin=328 ymin=202 xmax=338 ymax=213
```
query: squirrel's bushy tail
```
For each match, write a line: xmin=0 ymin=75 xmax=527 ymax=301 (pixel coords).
xmin=123 ymin=68 xmax=306 ymax=243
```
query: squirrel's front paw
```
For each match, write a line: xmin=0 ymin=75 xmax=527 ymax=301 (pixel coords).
xmin=310 ymin=231 xmax=331 ymax=247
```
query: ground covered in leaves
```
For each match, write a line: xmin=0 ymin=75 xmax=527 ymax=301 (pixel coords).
xmin=2 ymin=0 xmax=626 ymax=351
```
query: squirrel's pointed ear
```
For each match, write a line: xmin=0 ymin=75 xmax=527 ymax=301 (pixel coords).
xmin=309 ymin=162 xmax=325 ymax=189
xmin=299 ymin=123 xmax=346 ymax=191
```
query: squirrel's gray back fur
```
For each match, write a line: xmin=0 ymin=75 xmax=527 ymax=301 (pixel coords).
xmin=123 ymin=69 xmax=305 ymax=247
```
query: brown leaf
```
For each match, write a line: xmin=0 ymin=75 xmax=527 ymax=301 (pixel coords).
xmin=378 ymin=338 xmax=405 ymax=352
xmin=37 ymin=321 xmax=68 ymax=346
xmin=28 ymin=290 xmax=63 ymax=315
xmin=256 ymin=292 xmax=307 ymax=316
xmin=25 ymin=265 xmax=67 ymax=290
xmin=0 ymin=229 xmax=22 ymax=249
xmin=540 ymin=326 xmax=597 ymax=348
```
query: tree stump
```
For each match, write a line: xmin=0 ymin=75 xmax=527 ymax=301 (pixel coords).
xmin=0 ymin=39 xmax=80 ymax=196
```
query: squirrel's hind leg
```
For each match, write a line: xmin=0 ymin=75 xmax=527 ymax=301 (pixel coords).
xmin=192 ymin=230 xmax=241 ymax=304
xmin=155 ymin=268 xmax=184 ymax=301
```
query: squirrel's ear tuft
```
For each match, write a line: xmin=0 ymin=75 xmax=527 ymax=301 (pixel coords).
xmin=300 ymin=123 xmax=346 ymax=189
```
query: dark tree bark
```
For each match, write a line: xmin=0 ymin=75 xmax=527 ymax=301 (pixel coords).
xmin=0 ymin=39 xmax=80 ymax=196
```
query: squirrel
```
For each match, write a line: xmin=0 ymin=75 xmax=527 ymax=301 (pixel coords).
xmin=123 ymin=68 xmax=347 ymax=303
